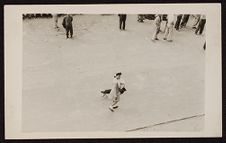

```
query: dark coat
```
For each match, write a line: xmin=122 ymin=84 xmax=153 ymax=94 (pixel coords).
xmin=62 ymin=15 xmax=73 ymax=29
xmin=118 ymin=14 xmax=127 ymax=21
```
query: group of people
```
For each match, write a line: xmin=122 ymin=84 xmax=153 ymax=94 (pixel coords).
xmin=53 ymin=14 xmax=128 ymax=39
xmin=151 ymin=14 xmax=206 ymax=42
xmin=52 ymin=14 xmax=206 ymax=112
xmin=53 ymin=14 xmax=206 ymax=42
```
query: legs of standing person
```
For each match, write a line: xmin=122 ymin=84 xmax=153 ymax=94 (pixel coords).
xmin=167 ymin=24 xmax=173 ymax=42
xmin=199 ymin=19 xmax=206 ymax=35
xmin=193 ymin=16 xmax=200 ymax=29
xmin=69 ymin=26 xmax=73 ymax=38
xmin=163 ymin=26 xmax=169 ymax=40
xmin=203 ymin=42 xmax=206 ymax=50
xmin=181 ymin=15 xmax=189 ymax=28
xmin=175 ymin=15 xmax=182 ymax=30
xmin=152 ymin=26 xmax=160 ymax=40
xmin=162 ymin=21 xmax=167 ymax=33
xmin=66 ymin=27 xmax=69 ymax=38
xmin=122 ymin=19 xmax=126 ymax=30
xmin=195 ymin=19 xmax=205 ymax=35
xmin=119 ymin=19 xmax=123 ymax=30
xmin=195 ymin=22 xmax=201 ymax=34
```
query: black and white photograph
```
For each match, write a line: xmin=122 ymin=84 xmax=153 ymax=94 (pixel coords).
xmin=4 ymin=4 xmax=221 ymax=138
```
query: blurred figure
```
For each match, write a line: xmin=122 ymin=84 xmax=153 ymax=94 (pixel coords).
xmin=203 ymin=42 xmax=206 ymax=50
xmin=62 ymin=14 xmax=73 ymax=38
xmin=163 ymin=14 xmax=175 ymax=42
xmin=180 ymin=14 xmax=190 ymax=28
xmin=118 ymin=14 xmax=127 ymax=30
xmin=174 ymin=14 xmax=183 ymax=31
xmin=192 ymin=14 xmax=201 ymax=29
xmin=137 ymin=14 xmax=145 ymax=22
xmin=152 ymin=14 xmax=162 ymax=41
xmin=52 ymin=14 xmax=59 ymax=29
xmin=108 ymin=72 xmax=126 ymax=112
xmin=195 ymin=15 xmax=206 ymax=35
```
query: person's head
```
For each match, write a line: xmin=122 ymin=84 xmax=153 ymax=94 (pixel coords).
xmin=115 ymin=72 xmax=122 ymax=79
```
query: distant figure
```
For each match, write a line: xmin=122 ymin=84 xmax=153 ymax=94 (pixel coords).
xmin=118 ymin=14 xmax=127 ymax=30
xmin=163 ymin=14 xmax=175 ymax=42
xmin=174 ymin=14 xmax=183 ymax=31
xmin=62 ymin=14 xmax=73 ymax=38
xmin=106 ymin=72 xmax=126 ymax=112
xmin=137 ymin=14 xmax=145 ymax=22
xmin=53 ymin=14 xmax=59 ymax=29
xmin=195 ymin=15 xmax=206 ymax=35
xmin=192 ymin=14 xmax=201 ymax=29
xmin=152 ymin=14 xmax=162 ymax=41
xmin=203 ymin=42 xmax=206 ymax=50
xmin=180 ymin=14 xmax=190 ymax=28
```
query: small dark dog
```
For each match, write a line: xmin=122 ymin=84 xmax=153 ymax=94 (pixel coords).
xmin=101 ymin=87 xmax=127 ymax=97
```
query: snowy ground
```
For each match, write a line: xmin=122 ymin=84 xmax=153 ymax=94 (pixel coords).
xmin=22 ymin=14 xmax=205 ymax=132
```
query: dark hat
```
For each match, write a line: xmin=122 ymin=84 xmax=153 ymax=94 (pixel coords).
xmin=116 ymin=72 xmax=122 ymax=76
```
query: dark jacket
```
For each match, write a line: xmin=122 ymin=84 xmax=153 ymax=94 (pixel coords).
xmin=118 ymin=14 xmax=127 ymax=21
xmin=62 ymin=15 xmax=73 ymax=29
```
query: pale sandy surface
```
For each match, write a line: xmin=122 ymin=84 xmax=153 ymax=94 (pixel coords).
xmin=22 ymin=15 xmax=205 ymax=132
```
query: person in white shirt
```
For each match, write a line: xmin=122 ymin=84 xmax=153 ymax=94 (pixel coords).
xmin=163 ymin=14 xmax=175 ymax=42
xmin=109 ymin=72 xmax=126 ymax=112
xmin=152 ymin=14 xmax=162 ymax=41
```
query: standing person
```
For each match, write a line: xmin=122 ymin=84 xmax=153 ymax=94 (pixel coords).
xmin=62 ymin=14 xmax=73 ymax=39
xmin=151 ymin=14 xmax=162 ymax=41
xmin=195 ymin=15 xmax=206 ymax=35
xmin=118 ymin=14 xmax=127 ymax=30
xmin=53 ymin=14 xmax=59 ymax=29
xmin=163 ymin=14 xmax=175 ymax=42
xmin=174 ymin=14 xmax=183 ymax=31
xmin=192 ymin=14 xmax=201 ymax=29
xmin=109 ymin=72 xmax=126 ymax=112
xmin=180 ymin=14 xmax=190 ymax=28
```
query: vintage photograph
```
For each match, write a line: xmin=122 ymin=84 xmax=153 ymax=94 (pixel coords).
xmin=4 ymin=4 xmax=222 ymax=138
xmin=22 ymin=13 xmax=205 ymax=132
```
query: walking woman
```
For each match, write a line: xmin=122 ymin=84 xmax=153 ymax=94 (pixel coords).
xmin=108 ymin=72 xmax=126 ymax=112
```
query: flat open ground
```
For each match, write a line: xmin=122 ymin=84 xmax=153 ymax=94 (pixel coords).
xmin=22 ymin=14 xmax=205 ymax=132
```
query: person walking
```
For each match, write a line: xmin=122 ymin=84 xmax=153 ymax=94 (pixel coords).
xmin=195 ymin=15 xmax=206 ymax=35
xmin=152 ymin=14 xmax=162 ymax=41
xmin=108 ymin=72 xmax=126 ymax=112
xmin=174 ymin=14 xmax=182 ymax=31
xmin=118 ymin=14 xmax=127 ymax=30
xmin=62 ymin=14 xmax=73 ymax=38
xmin=163 ymin=14 xmax=175 ymax=42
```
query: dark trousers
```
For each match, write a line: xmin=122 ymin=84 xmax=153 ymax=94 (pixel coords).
xmin=175 ymin=15 xmax=182 ymax=30
xmin=181 ymin=15 xmax=190 ymax=27
xmin=119 ymin=19 xmax=126 ymax=30
xmin=66 ymin=26 xmax=73 ymax=38
xmin=195 ymin=19 xmax=206 ymax=35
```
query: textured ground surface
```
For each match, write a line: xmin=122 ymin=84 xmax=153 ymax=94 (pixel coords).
xmin=22 ymin=14 xmax=205 ymax=132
